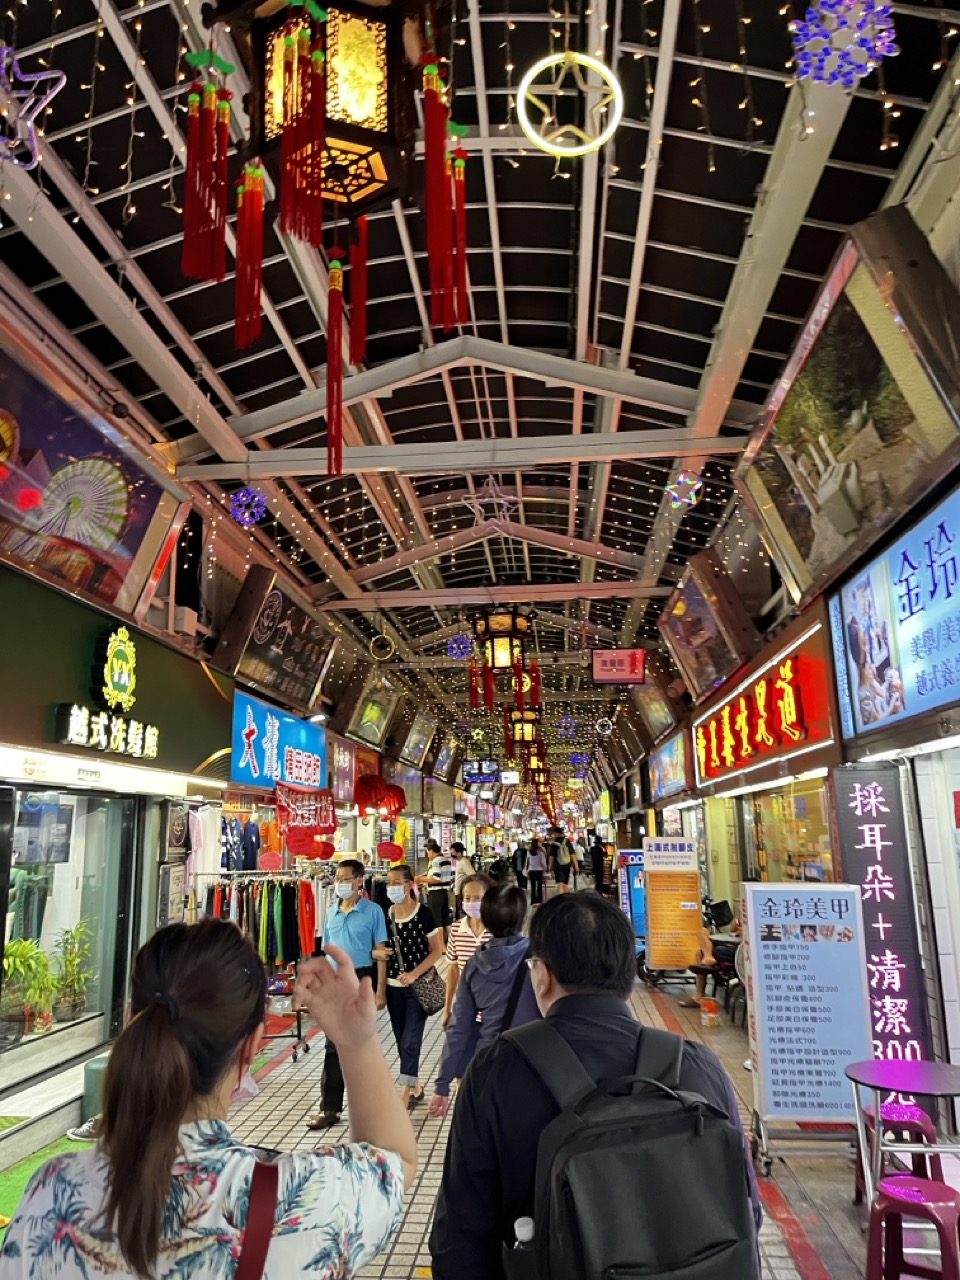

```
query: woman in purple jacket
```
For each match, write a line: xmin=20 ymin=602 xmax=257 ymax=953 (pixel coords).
xmin=428 ymin=886 xmax=540 ymax=1118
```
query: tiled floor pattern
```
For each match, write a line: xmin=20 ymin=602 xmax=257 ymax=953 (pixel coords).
xmin=231 ymin=973 xmax=804 ymax=1280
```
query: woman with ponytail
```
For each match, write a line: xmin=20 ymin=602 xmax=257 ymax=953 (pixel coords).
xmin=0 ymin=919 xmax=415 ymax=1280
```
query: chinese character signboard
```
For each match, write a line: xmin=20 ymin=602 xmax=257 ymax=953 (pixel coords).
xmin=744 ymin=883 xmax=871 ymax=1122
xmin=230 ymin=690 xmax=327 ymax=789
xmin=830 ymin=484 xmax=960 ymax=740
xmin=214 ymin=564 xmax=334 ymax=710
xmin=592 ymin=648 xmax=647 ymax=686
xmin=648 ymin=731 xmax=691 ymax=803
xmin=618 ymin=851 xmax=646 ymax=940
xmin=644 ymin=838 xmax=701 ymax=969
xmin=276 ymin=781 xmax=337 ymax=855
xmin=832 ymin=764 xmax=934 ymax=1068
xmin=330 ymin=735 xmax=355 ymax=804
xmin=55 ymin=625 xmax=159 ymax=761
xmin=692 ymin=617 xmax=838 ymax=790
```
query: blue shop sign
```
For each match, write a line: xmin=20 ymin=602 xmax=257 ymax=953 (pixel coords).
xmin=830 ymin=483 xmax=960 ymax=739
xmin=231 ymin=690 xmax=327 ymax=788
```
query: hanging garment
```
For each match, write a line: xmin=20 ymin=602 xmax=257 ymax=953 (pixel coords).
xmin=281 ymin=883 xmax=300 ymax=964
xmin=266 ymin=882 xmax=279 ymax=964
xmin=273 ymin=883 xmax=285 ymax=965
xmin=298 ymin=881 xmax=317 ymax=957
xmin=229 ymin=885 xmax=240 ymax=925
xmin=242 ymin=821 xmax=261 ymax=871
xmin=258 ymin=884 xmax=269 ymax=962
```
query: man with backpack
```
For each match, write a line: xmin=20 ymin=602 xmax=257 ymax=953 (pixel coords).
xmin=547 ymin=825 xmax=579 ymax=894
xmin=430 ymin=893 xmax=760 ymax=1280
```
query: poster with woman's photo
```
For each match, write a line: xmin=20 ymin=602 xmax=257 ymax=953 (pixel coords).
xmin=840 ymin=561 xmax=906 ymax=734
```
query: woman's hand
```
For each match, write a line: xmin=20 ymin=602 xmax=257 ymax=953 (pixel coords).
xmin=398 ymin=971 xmax=415 ymax=987
xmin=441 ymin=1009 xmax=451 ymax=1030
xmin=428 ymin=1094 xmax=450 ymax=1119
xmin=375 ymin=989 xmax=387 ymax=1012
xmin=372 ymin=945 xmax=393 ymax=963
xmin=294 ymin=945 xmax=377 ymax=1048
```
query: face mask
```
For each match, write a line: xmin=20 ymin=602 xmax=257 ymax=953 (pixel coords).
xmin=335 ymin=881 xmax=358 ymax=900
xmin=463 ymin=901 xmax=483 ymax=919
xmin=387 ymin=885 xmax=407 ymax=904
xmin=231 ymin=1070 xmax=260 ymax=1107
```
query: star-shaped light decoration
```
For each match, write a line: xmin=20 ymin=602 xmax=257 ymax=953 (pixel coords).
xmin=0 ymin=44 xmax=67 ymax=172
xmin=464 ymin=477 xmax=522 ymax=526
xmin=517 ymin=51 xmax=624 ymax=159
xmin=666 ymin=471 xmax=703 ymax=510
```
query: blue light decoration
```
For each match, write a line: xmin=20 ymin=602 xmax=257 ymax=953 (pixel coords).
xmin=570 ymin=751 xmax=591 ymax=766
xmin=790 ymin=0 xmax=899 ymax=87
xmin=230 ymin=486 xmax=268 ymax=527
xmin=574 ymin=767 xmax=590 ymax=780
xmin=665 ymin=471 xmax=703 ymax=510
xmin=559 ymin=715 xmax=577 ymax=738
xmin=446 ymin=632 xmax=473 ymax=660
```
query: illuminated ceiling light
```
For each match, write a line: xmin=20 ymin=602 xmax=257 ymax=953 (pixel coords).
xmin=516 ymin=50 xmax=624 ymax=158
xmin=666 ymin=471 xmax=703 ymax=509
xmin=789 ymin=0 xmax=898 ymax=86
xmin=230 ymin=486 xmax=268 ymax=527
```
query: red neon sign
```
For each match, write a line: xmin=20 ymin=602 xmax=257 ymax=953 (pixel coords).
xmin=693 ymin=623 xmax=834 ymax=786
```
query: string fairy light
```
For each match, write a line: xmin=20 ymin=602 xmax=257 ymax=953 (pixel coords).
xmin=76 ymin=3 xmax=105 ymax=216
xmin=119 ymin=11 xmax=146 ymax=224
xmin=690 ymin=0 xmax=716 ymax=172
xmin=733 ymin=0 xmax=762 ymax=146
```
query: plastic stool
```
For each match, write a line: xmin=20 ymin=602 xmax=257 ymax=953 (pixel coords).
xmin=855 ymin=1103 xmax=943 ymax=1206
xmin=866 ymin=1175 xmax=960 ymax=1280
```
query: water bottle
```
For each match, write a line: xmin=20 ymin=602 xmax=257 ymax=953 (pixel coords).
xmin=513 ymin=1217 xmax=535 ymax=1250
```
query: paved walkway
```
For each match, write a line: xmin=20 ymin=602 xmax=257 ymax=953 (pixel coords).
xmin=229 ymin=967 xmax=838 ymax=1280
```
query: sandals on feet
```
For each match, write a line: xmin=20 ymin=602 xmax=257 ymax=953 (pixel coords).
xmin=306 ymin=1112 xmax=341 ymax=1130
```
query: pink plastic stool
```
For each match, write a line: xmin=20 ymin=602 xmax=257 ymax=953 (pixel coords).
xmin=855 ymin=1104 xmax=944 ymax=1206
xmin=866 ymin=1176 xmax=960 ymax=1280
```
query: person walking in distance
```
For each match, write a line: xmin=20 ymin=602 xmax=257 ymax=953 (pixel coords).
xmin=547 ymin=826 xmax=579 ymax=895
xmin=0 ymin=919 xmax=416 ymax=1280
xmin=375 ymin=864 xmax=444 ymax=1111
xmin=511 ymin=839 xmax=528 ymax=891
xmin=307 ymin=858 xmax=388 ymax=1131
xmin=419 ymin=839 xmax=454 ymax=943
xmin=443 ymin=874 xmax=492 ymax=1029
xmin=450 ymin=841 xmax=477 ymax=915
xmin=526 ymin=838 xmax=547 ymax=906
xmin=430 ymin=894 xmax=760 ymax=1280
xmin=589 ymin=834 xmax=607 ymax=892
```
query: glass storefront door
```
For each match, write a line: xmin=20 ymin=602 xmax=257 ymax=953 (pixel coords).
xmin=0 ymin=786 xmax=134 ymax=1091
xmin=739 ymin=778 xmax=835 ymax=883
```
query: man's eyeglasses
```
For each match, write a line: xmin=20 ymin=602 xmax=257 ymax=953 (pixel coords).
xmin=525 ymin=957 xmax=542 ymax=971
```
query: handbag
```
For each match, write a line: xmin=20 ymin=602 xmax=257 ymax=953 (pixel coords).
xmin=389 ymin=910 xmax=445 ymax=1016
xmin=235 ymin=1161 xmax=279 ymax=1280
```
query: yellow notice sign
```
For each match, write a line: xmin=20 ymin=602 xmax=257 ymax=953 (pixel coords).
xmin=643 ymin=838 xmax=701 ymax=971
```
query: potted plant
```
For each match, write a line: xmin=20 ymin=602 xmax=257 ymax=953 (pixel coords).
xmin=53 ymin=921 xmax=95 ymax=1023
xmin=24 ymin=951 xmax=57 ymax=1035
xmin=0 ymin=939 xmax=46 ymax=1047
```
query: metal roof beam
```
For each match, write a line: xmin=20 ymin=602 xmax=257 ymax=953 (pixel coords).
xmin=315 ymin=582 xmax=672 ymax=610
xmin=177 ymin=428 xmax=745 ymax=480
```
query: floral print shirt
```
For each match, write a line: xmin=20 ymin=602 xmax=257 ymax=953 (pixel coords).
xmin=0 ymin=1120 xmax=404 ymax=1280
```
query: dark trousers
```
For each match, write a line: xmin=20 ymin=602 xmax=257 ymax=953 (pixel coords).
xmin=515 ymin=867 xmax=528 ymax=890
xmin=528 ymin=870 xmax=544 ymax=905
xmin=386 ymin=983 xmax=428 ymax=1086
xmin=320 ymin=965 xmax=375 ymax=1113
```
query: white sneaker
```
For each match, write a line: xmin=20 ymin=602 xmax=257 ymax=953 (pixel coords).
xmin=67 ymin=1115 xmax=99 ymax=1141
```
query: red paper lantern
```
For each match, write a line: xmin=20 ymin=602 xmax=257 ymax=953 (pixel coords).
xmin=377 ymin=840 xmax=405 ymax=864
xmin=314 ymin=839 xmax=336 ymax=861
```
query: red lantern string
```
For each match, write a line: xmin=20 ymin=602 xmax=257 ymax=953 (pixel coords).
xmin=482 ymin=661 xmax=495 ymax=713
xmin=280 ymin=28 xmax=299 ymax=237
xmin=306 ymin=34 xmax=325 ymax=246
xmin=181 ymin=82 xmax=203 ymax=277
xmin=530 ymin=659 xmax=541 ymax=709
xmin=182 ymin=80 xmax=219 ymax=279
xmin=328 ymin=252 xmax=344 ymax=476
xmin=235 ymin=163 xmax=264 ymax=348
xmin=453 ymin=144 xmax=468 ymax=326
xmin=350 ymin=215 xmax=368 ymax=366
xmin=469 ymin=660 xmax=480 ymax=711
xmin=514 ymin=656 xmax=525 ymax=712
xmin=422 ymin=60 xmax=452 ymax=330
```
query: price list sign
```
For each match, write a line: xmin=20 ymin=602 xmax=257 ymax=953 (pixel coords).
xmin=744 ymin=883 xmax=871 ymax=1122
xmin=644 ymin=838 xmax=701 ymax=969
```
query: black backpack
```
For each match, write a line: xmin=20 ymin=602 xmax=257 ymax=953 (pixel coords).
xmin=503 ymin=1020 xmax=758 ymax=1280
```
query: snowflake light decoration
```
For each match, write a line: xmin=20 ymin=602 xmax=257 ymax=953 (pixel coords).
xmin=666 ymin=471 xmax=703 ymax=510
xmin=446 ymin=632 xmax=472 ymax=660
xmin=558 ymin=715 xmax=577 ymax=738
xmin=595 ymin=717 xmax=614 ymax=736
xmin=790 ymin=0 xmax=898 ymax=87
xmin=570 ymin=752 xmax=590 ymax=766
xmin=230 ymin=486 xmax=268 ymax=527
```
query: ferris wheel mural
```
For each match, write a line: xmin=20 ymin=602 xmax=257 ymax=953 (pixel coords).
xmin=0 ymin=343 xmax=167 ymax=607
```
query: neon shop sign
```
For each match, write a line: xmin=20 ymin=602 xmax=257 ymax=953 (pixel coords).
xmin=832 ymin=764 xmax=933 ymax=1068
xmin=692 ymin=622 xmax=834 ymax=787
xmin=54 ymin=626 xmax=159 ymax=761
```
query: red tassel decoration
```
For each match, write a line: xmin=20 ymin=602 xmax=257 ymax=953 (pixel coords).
xmin=235 ymin=164 xmax=264 ymax=349
xmin=327 ymin=254 xmax=344 ymax=476
xmin=212 ymin=89 xmax=232 ymax=282
xmin=182 ymin=80 xmax=218 ymax=279
xmin=530 ymin=660 xmax=541 ymax=709
xmin=453 ymin=145 xmax=468 ymax=326
xmin=350 ymin=215 xmax=368 ymax=366
xmin=280 ymin=28 xmax=299 ymax=237
xmin=482 ymin=661 xmax=495 ymax=713
xmin=307 ymin=36 xmax=326 ymax=248
xmin=514 ymin=656 xmax=525 ymax=712
xmin=469 ymin=660 xmax=480 ymax=711
xmin=422 ymin=61 xmax=452 ymax=330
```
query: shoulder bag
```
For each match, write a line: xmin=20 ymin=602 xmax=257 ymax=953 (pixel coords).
xmin=389 ymin=909 xmax=445 ymax=1016
xmin=235 ymin=1161 xmax=279 ymax=1280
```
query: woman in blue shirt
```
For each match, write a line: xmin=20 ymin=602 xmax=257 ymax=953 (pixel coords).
xmin=308 ymin=858 xmax=388 ymax=1130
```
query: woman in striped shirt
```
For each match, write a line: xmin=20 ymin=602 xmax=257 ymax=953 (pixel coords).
xmin=442 ymin=874 xmax=492 ymax=1028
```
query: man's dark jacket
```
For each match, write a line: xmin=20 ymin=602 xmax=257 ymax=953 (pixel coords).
xmin=430 ymin=992 xmax=762 ymax=1280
